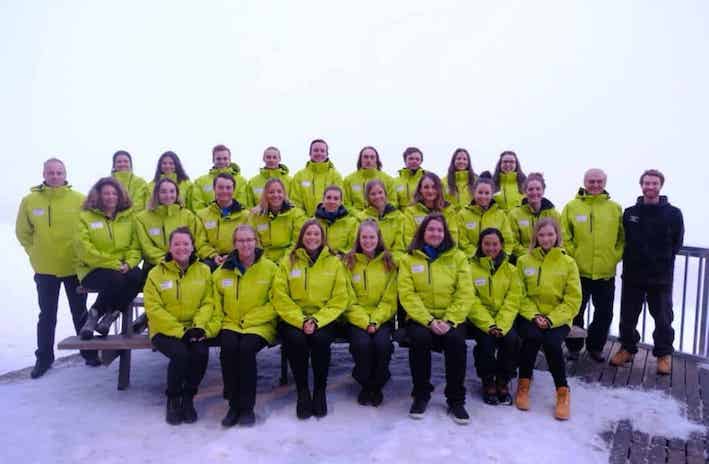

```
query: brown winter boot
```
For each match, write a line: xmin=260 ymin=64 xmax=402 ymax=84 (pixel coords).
xmin=554 ymin=387 xmax=570 ymax=420
xmin=515 ymin=378 xmax=531 ymax=411
xmin=609 ymin=349 xmax=633 ymax=367
xmin=656 ymin=355 xmax=672 ymax=375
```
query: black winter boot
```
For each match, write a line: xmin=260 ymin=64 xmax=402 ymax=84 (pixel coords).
xmin=165 ymin=397 xmax=182 ymax=425
xmin=221 ymin=405 xmax=239 ymax=427
xmin=182 ymin=393 xmax=198 ymax=423
xmin=312 ymin=387 xmax=327 ymax=418
xmin=95 ymin=310 xmax=121 ymax=336
xmin=80 ymin=307 xmax=101 ymax=340
xmin=132 ymin=313 xmax=148 ymax=334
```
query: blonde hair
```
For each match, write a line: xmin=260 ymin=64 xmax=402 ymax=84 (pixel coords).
xmin=258 ymin=178 xmax=291 ymax=214
xmin=529 ymin=217 xmax=563 ymax=251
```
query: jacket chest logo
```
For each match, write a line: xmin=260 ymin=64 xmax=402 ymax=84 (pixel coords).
xmin=474 ymin=278 xmax=487 ymax=286
xmin=254 ymin=187 xmax=263 ymax=195
xmin=352 ymin=184 xmax=362 ymax=191
xmin=221 ymin=278 xmax=233 ymax=288
xmin=411 ymin=264 xmax=425 ymax=273
xmin=290 ymin=269 xmax=302 ymax=278
xmin=518 ymin=220 xmax=529 ymax=227
xmin=203 ymin=185 xmax=213 ymax=192
xmin=256 ymin=223 xmax=269 ymax=232
xmin=149 ymin=228 xmax=161 ymax=236
xmin=352 ymin=274 xmax=362 ymax=283
xmin=32 ymin=208 xmax=45 ymax=216
xmin=628 ymin=215 xmax=640 ymax=223
xmin=90 ymin=221 xmax=104 ymax=229
xmin=160 ymin=280 xmax=173 ymax=290
xmin=523 ymin=267 xmax=537 ymax=276
xmin=465 ymin=222 xmax=477 ymax=230
xmin=204 ymin=220 xmax=217 ymax=229
xmin=301 ymin=180 xmax=311 ymax=187
xmin=396 ymin=185 xmax=405 ymax=192
xmin=575 ymin=215 xmax=588 ymax=223
xmin=414 ymin=216 xmax=425 ymax=224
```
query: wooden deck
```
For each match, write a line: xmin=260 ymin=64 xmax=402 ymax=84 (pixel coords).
xmin=536 ymin=340 xmax=709 ymax=464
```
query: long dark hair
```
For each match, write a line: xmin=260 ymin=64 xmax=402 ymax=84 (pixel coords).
xmin=83 ymin=177 xmax=132 ymax=213
xmin=344 ymin=219 xmax=395 ymax=272
xmin=446 ymin=148 xmax=476 ymax=198
xmin=407 ymin=213 xmax=455 ymax=254
xmin=290 ymin=219 xmax=329 ymax=265
xmin=474 ymin=227 xmax=505 ymax=258
xmin=153 ymin=151 xmax=190 ymax=183
xmin=147 ymin=177 xmax=182 ymax=211
xmin=492 ymin=150 xmax=526 ymax=194
xmin=412 ymin=172 xmax=446 ymax=210
xmin=364 ymin=179 xmax=389 ymax=208
xmin=356 ymin=146 xmax=383 ymax=170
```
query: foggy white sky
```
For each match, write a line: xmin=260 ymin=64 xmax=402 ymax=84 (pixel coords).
xmin=2 ymin=0 xmax=707 ymax=245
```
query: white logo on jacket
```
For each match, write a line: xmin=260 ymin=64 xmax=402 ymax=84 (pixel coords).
xmin=148 ymin=228 xmax=161 ymax=236
xmin=575 ymin=215 xmax=587 ymax=223
xmin=204 ymin=220 xmax=217 ymax=230
xmin=474 ymin=278 xmax=487 ymax=286
xmin=90 ymin=221 xmax=104 ymax=229
xmin=523 ymin=267 xmax=537 ymax=276
xmin=160 ymin=280 xmax=173 ymax=290
xmin=411 ymin=264 xmax=425 ymax=273
xmin=221 ymin=279 xmax=233 ymax=288
xmin=32 ymin=208 xmax=45 ymax=216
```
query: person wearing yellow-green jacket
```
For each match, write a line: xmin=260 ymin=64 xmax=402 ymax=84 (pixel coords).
xmin=392 ymin=146 xmax=427 ymax=210
xmin=191 ymin=144 xmax=250 ymax=211
xmin=272 ymin=219 xmax=350 ymax=419
xmin=455 ymin=176 xmax=513 ymax=258
xmin=135 ymin=178 xmax=211 ymax=267
xmin=443 ymin=148 xmax=477 ymax=211
xmin=314 ymin=185 xmax=359 ymax=256
xmin=111 ymin=150 xmax=148 ymax=213
xmin=290 ymin=139 xmax=343 ymax=216
xmin=343 ymin=220 xmax=398 ymax=406
xmin=357 ymin=179 xmax=407 ymax=263
xmin=147 ymin=151 xmax=194 ymax=211
xmin=402 ymin=172 xmax=458 ymax=247
xmin=246 ymin=146 xmax=292 ymax=207
xmin=74 ymin=177 xmax=143 ymax=340
xmin=509 ymin=173 xmax=560 ymax=261
xmin=143 ymin=227 xmax=215 ymax=425
xmin=492 ymin=151 xmax=526 ymax=211
xmin=398 ymin=213 xmax=473 ymax=424
xmin=196 ymin=173 xmax=251 ymax=271
xmin=248 ymin=178 xmax=307 ymax=262
xmin=210 ymin=224 xmax=279 ymax=427
xmin=467 ymin=228 xmax=522 ymax=406
xmin=15 ymin=158 xmax=99 ymax=377
xmin=515 ymin=218 xmax=581 ymax=420
xmin=560 ymin=169 xmax=624 ymax=361
xmin=343 ymin=146 xmax=396 ymax=214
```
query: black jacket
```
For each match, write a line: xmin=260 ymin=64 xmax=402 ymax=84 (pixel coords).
xmin=621 ymin=196 xmax=684 ymax=285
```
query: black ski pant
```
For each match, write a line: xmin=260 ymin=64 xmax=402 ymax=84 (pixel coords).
xmin=348 ymin=323 xmax=393 ymax=391
xmin=219 ymin=329 xmax=268 ymax=411
xmin=407 ymin=322 xmax=467 ymax=405
xmin=517 ymin=317 xmax=570 ymax=388
xmin=619 ymin=281 xmax=674 ymax=357
xmin=279 ymin=322 xmax=338 ymax=390
xmin=566 ymin=277 xmax=616 ymax=353
xmin=34 ymin=273 xmax=97 ymax=364
xmin=469 ymin=324 xmax=519 ymax=383
xmin=152 ymin=334 xmax=209 ymax=397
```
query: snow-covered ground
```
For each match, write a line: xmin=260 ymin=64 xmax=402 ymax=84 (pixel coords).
xmin=1 ymin=346 xmax=704 ymax=464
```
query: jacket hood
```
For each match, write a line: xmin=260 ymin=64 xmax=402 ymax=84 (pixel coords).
xmin=210 ymin=199 xmax=244 ymax=214
xmin=472 ymin=252 xmax=509 ymax=274
xmin=221 ymin=248 xmax=265 ymax=271
xmin=397 ymin=167 xmax=425 ymax=177
xmin=305 ymin=159 xmax=336 ymax=173
xmin=465 ymin=197 xmax=500 ymax=213
xmin=260 ymin=164 xmax=289 ymax=176
xmin=315 ymin=203 xmax=349 ymax=222
xmin=635 ymin=195 xmax=669 ymax=207
xmin=31 ymin=182 xmax=72 ymax=194
xmin=530 ymin=246 xmax=566 ymax=261
xmin=521 ymin=197 xmax=555 ymax=212
xmin=209 ymin=162 xmax=242 ymax=176
xmin=575 ymin=188 xmax=610 ymax=201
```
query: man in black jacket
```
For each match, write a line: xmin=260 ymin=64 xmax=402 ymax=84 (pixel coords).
xmin=610 ymin=169 xmax=684 ymax=374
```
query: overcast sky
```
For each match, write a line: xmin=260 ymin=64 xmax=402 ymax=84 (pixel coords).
xmin=2 ymin=0 xmax=707 ymax=245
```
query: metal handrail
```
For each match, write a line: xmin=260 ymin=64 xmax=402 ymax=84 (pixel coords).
xmin=585 ymin=246 xmax=709 ymax=359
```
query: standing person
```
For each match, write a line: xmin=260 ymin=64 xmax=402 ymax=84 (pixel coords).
xmin=611 ymin=170 xmax=684 ymax=374
xmin=212 ymin=225 xmax=278 ymax=427
xmin=492 ymin=150 xmax=526 ymax=212
xmin=192 ymin=144 xmax=250 ymax=211
xmin=344 ymin=220 xmax=397 ymax=406
xmin=398 ymin=213 xmax=473 ymax=424
xmin=15 ymin=158 xmax=99 ymax=378
xmin=75 ymin=177 xmax=143 ymax=339
xmin=272 ymin=220 xmax=350 ymax=419
xmin=343 ymin=146 xmax=395 ymax=214
xmin=468 ymin=228 xmax=521 ymax=405
xmin=246 ymin=146 xmax=292 ymax=207
xmin=314 ymin=185 xmax=359 ymax=256
xmin=402 ymin=172 xmax=458 ymax=246
xmin=290 ymin=139 xmax=343 ymax=216
xmin=358 ymin=179 xmax=406 ymax=263
xmin=111 ymin=150 xmax=148 ymax=213
xmin=144 ymin=227 xmax=215 ymax=425
xmin=456 ymin=175 xmax=514 ymax=258
xmin=444 ymin=148 xmax=477 ymax=211
xmin=147 ymin=151 xmax=193 ymax=210
xmin=509 ymin=172 xmax=560 ymax=262
xmin=515 ymin=218 xmax=582 ymax=420
xmin=561 ymin=169 xmax=624 ymax=361
xmin=248 ymin=178 xmax=307 ymax=262
xmin=393 ymin=147 xmax=427 ymax=210
xmin=196 ymin=173 xmax=250 ymax=271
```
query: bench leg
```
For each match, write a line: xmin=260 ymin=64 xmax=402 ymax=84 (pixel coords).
xmin=280 ymin=345 xmax=288 ymax=386
xmin=117 ymin=349 xmax=131 ymax=390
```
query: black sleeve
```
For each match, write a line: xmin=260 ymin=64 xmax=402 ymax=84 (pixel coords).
xmin=672 ymin=207 xmax=684 ymax=255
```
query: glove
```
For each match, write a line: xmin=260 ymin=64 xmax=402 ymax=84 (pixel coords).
xmin=182 ymin=328 xmax=206 ymax=342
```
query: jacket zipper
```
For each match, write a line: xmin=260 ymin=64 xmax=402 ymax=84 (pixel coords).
xmin=162 ymin=225 xmax=167 ymax=245
xmin=176 ymin=279 xmax=181 ymax=300
xmin=107 ymin=220 xmax=114 ymax=241
xmin=304 ymin=266 xmax=309 ymax=292
xmin=537 ymin=266 xmax=542 ymax=286
xmin=363 ymin=269 xmax=368 ymax=291
xmin=590 ymin=211 xmax=594 ymax=233
xmin=236 ymin=273 xmax=240 ymax=300
xmin=488 ymin=276 xmax=493 ymax=297
xmin=48 ymin=204 xmax=52 ymax=227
